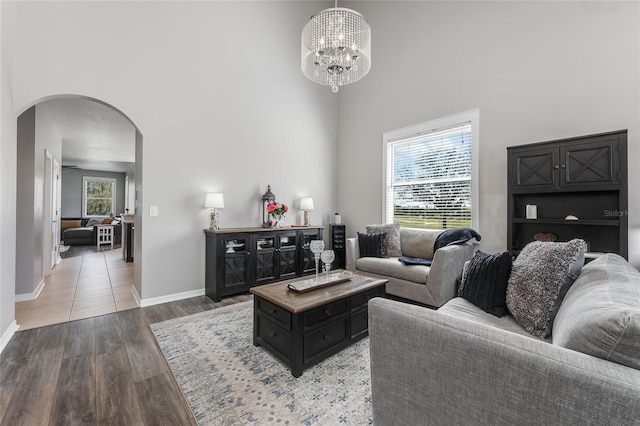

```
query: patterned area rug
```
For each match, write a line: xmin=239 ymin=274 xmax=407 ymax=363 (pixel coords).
xmin=150 ymin=301 xmax=372 ymax=425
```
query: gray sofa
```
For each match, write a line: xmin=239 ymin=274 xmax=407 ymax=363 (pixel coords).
xmin=368 ymin=253 xmax=640 ymax=425
xmin=346 ymin=227 xmax=474 ymax=307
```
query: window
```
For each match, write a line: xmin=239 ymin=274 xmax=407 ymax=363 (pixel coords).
xmin=383 ymin=110 xmax=479 ymax=230
xmin=83 ymin=176 xmax=116 ymax=217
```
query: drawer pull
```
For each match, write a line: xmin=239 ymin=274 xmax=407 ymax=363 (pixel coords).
xmin=323 ymin=334 xmax=331 ymax=341
xmin=269 ymin=331 xmax=277 ymax=338
xmin=324 ymin=309 xmax=331 ymax=316
xmin=270 ymin=309 xmax=277 ymax=315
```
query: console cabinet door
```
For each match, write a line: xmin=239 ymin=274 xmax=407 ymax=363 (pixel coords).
xmin=221 ymin=235 xmax=251 ymax=291
xmin=255 ymin=234 xmax=277 ymax=285
xmin=298 ymin=229 xmax=323 ymax=275
xmin=278 ymin=231 xmax=298 ymax=280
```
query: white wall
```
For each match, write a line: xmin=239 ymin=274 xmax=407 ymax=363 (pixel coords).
xmin=10 ymin=1 xmax=337 ymax=301
xmin=338 ymin=1 xmax=640 ymax=267
xmin=0 ymin=0 xmax=18 ymax=348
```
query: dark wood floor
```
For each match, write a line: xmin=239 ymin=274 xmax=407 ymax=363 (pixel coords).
xmin=0 ymin=293 xmax=251 ymax=425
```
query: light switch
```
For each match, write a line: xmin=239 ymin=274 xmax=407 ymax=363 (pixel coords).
xmin=150 ymin=206 xmax=159 ymax=216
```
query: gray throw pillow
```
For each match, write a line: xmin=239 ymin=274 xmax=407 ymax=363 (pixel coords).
xmin=506 ymin=239 xmax=585 ymax=339
xmin=552 ymin=253 xmax=640 ymax=370
xmin=366 ymin=224 xmax=401 ymax=257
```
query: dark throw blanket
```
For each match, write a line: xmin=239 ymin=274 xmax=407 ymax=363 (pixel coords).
xmin=399 ymin=228 xmax=481 ymax=267
xmin=434 ymin=227 xmax=481 ymax=250
xmin=399 ymin=257 xmax=433 ymax=266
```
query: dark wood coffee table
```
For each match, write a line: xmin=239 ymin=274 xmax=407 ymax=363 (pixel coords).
xmin=250 ymin=272 xmax=387 ymax=377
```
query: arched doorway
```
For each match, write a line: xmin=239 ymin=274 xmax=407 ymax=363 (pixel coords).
xmin=14 ymin=95 xmax=143 ymax=329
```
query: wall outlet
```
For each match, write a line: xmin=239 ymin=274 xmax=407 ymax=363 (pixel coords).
xmin=150 ymin=206 xmax=159 ymax=216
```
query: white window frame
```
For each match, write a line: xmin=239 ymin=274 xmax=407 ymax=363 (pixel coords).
xmin=82 ymin=176 xmax=116 ymax=218
xmin=382 ymin=109 xmax=479 ymax=230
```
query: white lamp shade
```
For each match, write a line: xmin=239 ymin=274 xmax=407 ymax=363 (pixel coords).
xmin=204 ymin=193 xmax=224 ymax=209
xmin=300 ymin=197 xmax=314 ymax=211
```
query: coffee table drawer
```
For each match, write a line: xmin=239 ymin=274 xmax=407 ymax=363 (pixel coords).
xmin=304 ymin=299 xmax=347 ymax=328
xmin=257 ymin=316 xmax=291 ymax=357
xmin=257 ymin=298 xmax=292 ymax=328
xmin=304 ymin=318 xmax=348 ymax=360
xmin=351 ymin=307 xmax=369 ymax=339
xmin=351 ymin=286 xmax=385 ymax=311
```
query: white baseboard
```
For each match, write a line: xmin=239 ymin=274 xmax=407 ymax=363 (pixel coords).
xmin=130 ymin=285 xmax=141 ymax=307
xmin=0 ymin=320 xmax=19 ymax=354
xmin=15 ymin=279 xmax=45 ymax=302
xmin=140 ymin=288 xmax=205 ymax=308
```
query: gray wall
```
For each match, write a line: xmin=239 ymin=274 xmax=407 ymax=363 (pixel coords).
xmin=15 ymin=103 xmax=63 ymax=297
xmin=337 ymin=1 xmax=640 ymax=266
xmin=15 ymin=107 xmax=36 ymax=296
xmin=61 ymin=168 xmax=126 ymax=218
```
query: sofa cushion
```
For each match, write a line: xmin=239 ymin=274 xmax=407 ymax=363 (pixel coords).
xmin=552 ymin=253 xmax=640 ymax=370
xmin=60 ymin=219 xmax=82 ymax=230
xmin=400 ymin=228 xmax=441 ymax=259
xmin=458 ymin=251 xmax=512 ymax=317
xmin=358 ymin=232 xmax=387 ymax=258
xmin=506 ymin=239 xmax=585 ymax=339
xmin=439 ymin=297 xmax=548 ymax=340
xmin=356 ymin=257 xmax=428 ymax=284
xmin=367 ymin=224 xmax=402 ymax=257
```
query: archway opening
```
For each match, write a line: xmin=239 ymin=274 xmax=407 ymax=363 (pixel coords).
xmin=15 ymin=95 xmax=143 ymax=329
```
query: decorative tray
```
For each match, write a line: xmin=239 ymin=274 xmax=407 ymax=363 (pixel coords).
xmin=287 ymin=274 xmax=352 ymax=293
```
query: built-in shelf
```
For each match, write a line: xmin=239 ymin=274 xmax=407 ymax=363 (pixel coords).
xmin=507 ymin=130 xmax=628 ymax=259
xmin=512 ymin=218 xmax=620 ymax=226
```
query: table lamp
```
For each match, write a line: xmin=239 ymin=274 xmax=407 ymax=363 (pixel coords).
xmin=300 ymin=197 xmax=314 ymax=226
xmin=205 ymin=192 xmax=224 ymax=230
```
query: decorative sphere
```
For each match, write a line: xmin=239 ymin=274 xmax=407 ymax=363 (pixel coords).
xmin=331 ymin=85 xmax=339 ymax=93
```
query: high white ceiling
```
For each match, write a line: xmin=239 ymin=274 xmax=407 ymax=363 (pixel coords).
xmin=40 ymin=98 xmax=136 ymax=173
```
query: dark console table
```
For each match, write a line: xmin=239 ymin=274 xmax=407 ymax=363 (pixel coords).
xmin=204 ymin=226 xmax=324 ymax=302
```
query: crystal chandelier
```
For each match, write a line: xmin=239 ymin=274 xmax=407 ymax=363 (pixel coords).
xmin=301 ymin=0 xmax=371 ymax=93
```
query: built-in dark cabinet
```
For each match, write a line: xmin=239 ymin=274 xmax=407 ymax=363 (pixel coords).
xmin=512 ymin=134 xmax=620 ymax=190
xmin=331 ymin=224 xmax=346 ymax=270
xmin=508 ymin=130 xmax=627 ymax=260
xmin=205 ymin=226 xmax=324 ymax=302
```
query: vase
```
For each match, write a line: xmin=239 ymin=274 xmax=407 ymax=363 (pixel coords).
xmin=271 ymin=217 xmax=284 ymax=228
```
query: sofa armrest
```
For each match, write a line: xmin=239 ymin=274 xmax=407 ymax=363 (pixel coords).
xmin=345 ymin=237 xmax=359 ymax=271
xmin=425 ymin=242 xmax=474 ymax=306
xmin=368 ymin=298 xmax=640 ymax=426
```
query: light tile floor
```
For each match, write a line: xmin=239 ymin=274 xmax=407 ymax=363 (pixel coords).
xmin=15 ymin=247 xmax=138 ymax=330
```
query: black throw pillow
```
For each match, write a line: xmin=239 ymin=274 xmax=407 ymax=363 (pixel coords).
xmin=458 ymin=251 xmax=513 ymax=317
xmin=358 ymin=232 xmax=388 ymax=258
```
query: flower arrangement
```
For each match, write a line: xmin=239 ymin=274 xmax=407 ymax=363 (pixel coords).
xmin=266 ymin=201 xmax=289 ymax=225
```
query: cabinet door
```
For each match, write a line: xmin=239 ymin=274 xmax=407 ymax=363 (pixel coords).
xmin=510 ymin=147 xmax=558 ymax=189
xmin=560 ymin=140 xmax=618 ymax=188
xmin=255 ymin=234 xmax=277 ymax=284
xmin=278 ymin=232 xmax=298 ymax=280
xmin=221 ymin=236 xmax=251 ymax=291
xmin=299 ymin=229 xmax=323 ymax=275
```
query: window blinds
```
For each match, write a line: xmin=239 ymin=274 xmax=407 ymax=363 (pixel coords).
xmin=386 ymin=123 xmax=472 ymax=229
